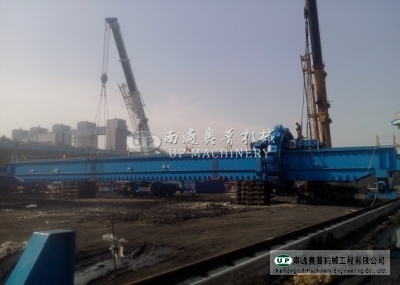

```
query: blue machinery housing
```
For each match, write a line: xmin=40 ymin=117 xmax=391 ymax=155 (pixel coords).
xmin=7 ymin=126 xmax=400 ymax=189
xmin=6 ymin=230 xmax=75 ymax=285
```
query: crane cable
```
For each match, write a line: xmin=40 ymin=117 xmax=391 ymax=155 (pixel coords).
xmin=90 ymin=22 xmax=112 ymax=155
xmin=295 ymin=17 xmax=317 ymax=196
xmin=296 ymin=17 xmax=311 ymax=179
xmin=101 ymin=21 xmax=110 ymax=84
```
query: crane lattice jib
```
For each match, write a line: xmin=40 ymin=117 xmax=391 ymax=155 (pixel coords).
xmin=305 ymin=0 xmax=332 ymax=147
xmin=118 ymin=83 xmax=139 ymax=132
xmin=301 ymin=15 xmax=320 ymax=141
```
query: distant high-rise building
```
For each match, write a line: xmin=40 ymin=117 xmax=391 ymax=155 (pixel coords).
xmin=28 ymin=126 xmax=48 ymax=143
xmin=106 ymin=118 xmax=129 ymax=150
xmin=29 ymin=126 xmax=48 ymax=135
xmin=52 ymin=124 xmax=71 ymax=133
xmin=77 ymin=121 xmax=96 ymax=133
xmin=11 ymin=128 xmax=29 ymax=142
xmin=10 ymin=119 xmax=130 ymax=149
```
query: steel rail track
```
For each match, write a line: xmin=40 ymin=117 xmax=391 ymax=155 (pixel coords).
xmin=124 ymin=199 xmax=400 ymax=285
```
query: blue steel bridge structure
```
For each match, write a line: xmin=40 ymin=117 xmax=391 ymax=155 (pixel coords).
xmin=6 ymin=125 xmax=400 ymax=197
xmin=0 ymin=140 xmax=130 ymax=191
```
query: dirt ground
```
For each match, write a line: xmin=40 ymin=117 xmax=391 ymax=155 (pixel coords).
xmin=0 ymin=193 xmax=375 ymax=284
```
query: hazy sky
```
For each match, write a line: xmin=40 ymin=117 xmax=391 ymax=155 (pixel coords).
xmin=1 ymin=1 xmax=399 ymax=150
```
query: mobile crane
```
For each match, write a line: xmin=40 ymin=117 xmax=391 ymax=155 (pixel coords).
xmin=294 ymin=0 xmax=335 ymax=201
xmin=105 ymin=17 xmax=166 ymax=154
xmin=105 ymin=18 xmax=177 ymax=196
xmin=304 ymin=0 xmax=332 ymax=147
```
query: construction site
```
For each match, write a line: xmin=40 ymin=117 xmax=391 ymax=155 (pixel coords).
xmin=1 ymin=1 xmax=400 ymax=285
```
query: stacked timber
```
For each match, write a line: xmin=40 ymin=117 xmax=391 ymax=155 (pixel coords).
xmin=235 ymin=180 xmax=266 ymax=206
xmin=62 ymin=182 xmax=79 ymax=199
xmin=62 ymin=181 xmax=96 ymax=199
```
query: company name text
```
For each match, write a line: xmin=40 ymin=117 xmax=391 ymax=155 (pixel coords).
xmin=168 ymin=148 xmax=271 ymax=158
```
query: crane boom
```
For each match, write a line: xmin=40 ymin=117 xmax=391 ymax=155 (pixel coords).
xmin=105 ymin=17 xmax=150 ymax=134
xmin=304 ymin=0 xmax=332 ymax=147
xmin=301 ymin=35 xmax=320 ymax=141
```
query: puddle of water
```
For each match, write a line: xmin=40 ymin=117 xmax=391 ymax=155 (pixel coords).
xmin=74 ymin=247 xmax=172 ymax=285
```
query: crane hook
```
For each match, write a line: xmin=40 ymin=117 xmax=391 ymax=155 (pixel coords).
xmin=101 ymin=73 xmax=108 ymax=85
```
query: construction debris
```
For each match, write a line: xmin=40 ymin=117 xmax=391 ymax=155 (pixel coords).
xmin=103 ymin=234 xmax=128 ymax=260
xmin=0 ymin=241 xmax=28 ymax=261
xmin=179 ymin=201 xmax=262 ymax=210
